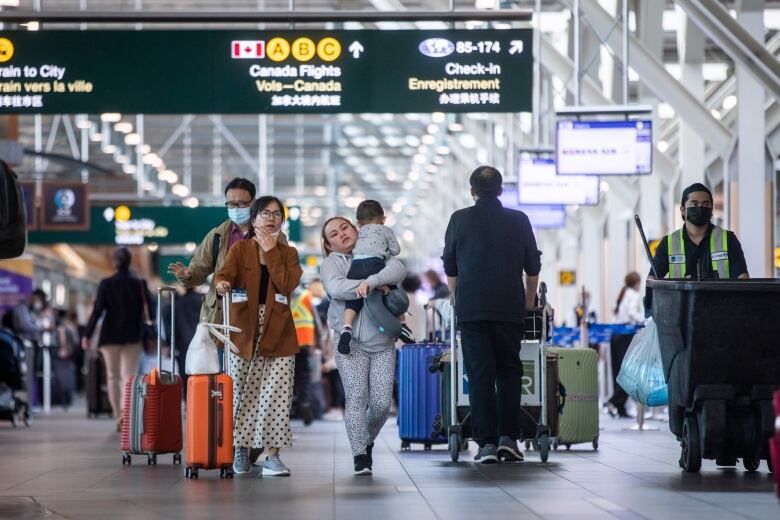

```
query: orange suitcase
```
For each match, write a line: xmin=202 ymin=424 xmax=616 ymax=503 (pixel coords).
xmin=185 ymin=294 xmax=239 ymax=480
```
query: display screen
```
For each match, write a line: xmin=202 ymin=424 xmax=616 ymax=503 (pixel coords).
xmin=517 ymin=157 xmax=599 ymax=205
xmin=556 ymin=120 xmax=652 ymax=175
xmin=499 ymin=187 xmax=566 ymax=229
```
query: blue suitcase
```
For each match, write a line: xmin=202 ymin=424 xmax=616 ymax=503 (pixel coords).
xmin=397 ymin=343 xmax=448 ymax=450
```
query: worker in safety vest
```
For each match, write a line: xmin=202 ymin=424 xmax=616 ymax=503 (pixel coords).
xmin=649 ymin=183 xmax=749 ymax=280
xmin=291 ymin=288 xmax=316 ymax=425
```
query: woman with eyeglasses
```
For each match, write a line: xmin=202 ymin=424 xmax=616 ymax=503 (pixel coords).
xmin=214 ymin=196 xmax=303 ymax=477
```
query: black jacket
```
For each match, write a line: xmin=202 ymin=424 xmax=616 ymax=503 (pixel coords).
xmin=442 ymin=197 xmax=542 ymax=324
xmin=85 ymin=270 xmax=154 ymax=346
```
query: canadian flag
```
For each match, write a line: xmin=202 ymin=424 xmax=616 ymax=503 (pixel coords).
xmin=231 ymin=41 xmax=265 ymax=59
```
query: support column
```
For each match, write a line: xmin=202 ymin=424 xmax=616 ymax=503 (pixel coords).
xmin=677 ymin=9 xmax=706 ymax=189
xmin=580 ymin=207 xmax=605 ymax=322
xmin=606 ymin=194 xmax=631 ymax=315
xmin=737 ymin=0 xmax=771 ymax=276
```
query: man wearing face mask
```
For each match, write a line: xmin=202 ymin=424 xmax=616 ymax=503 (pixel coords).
xmin=167 ymin=177 xmax=257 ymax=333
xmin=649 ymin=183 xmax=749 ymax=281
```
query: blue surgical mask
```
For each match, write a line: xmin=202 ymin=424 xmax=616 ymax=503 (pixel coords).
xmin=228 ymin=207 xmax=251 ymax=225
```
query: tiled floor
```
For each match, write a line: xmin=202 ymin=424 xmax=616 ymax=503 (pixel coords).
xmin=0 ymin=405 xmax=777 ymax=520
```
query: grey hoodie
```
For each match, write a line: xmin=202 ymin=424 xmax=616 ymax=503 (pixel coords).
xmin=320 ymin=252 xmax=407 ymax=353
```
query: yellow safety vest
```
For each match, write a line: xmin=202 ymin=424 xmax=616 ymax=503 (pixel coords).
xmin=667 ymin=225 xmax=730 ymax=279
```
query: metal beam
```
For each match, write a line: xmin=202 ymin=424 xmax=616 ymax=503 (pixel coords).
xmin=676 ymin=0 xmax=780 ymax=101
xmin=0 ymin=9 xmax=532 ymax=24
xmin=568 ymin=0 xmax=734 ymax=158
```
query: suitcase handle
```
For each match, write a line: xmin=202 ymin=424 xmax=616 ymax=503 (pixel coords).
xmin=157 ymin=285 xmax=177 ymax=379
xmin=222 ymin=292 xmax=231 ymax=377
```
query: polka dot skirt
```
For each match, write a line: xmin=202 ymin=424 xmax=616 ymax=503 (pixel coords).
xmin=230 ymin=304 xmax=296 ymax=449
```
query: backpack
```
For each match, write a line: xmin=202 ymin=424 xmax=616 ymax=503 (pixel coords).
xmin=0 ymin=160 xmax=26 ymax=259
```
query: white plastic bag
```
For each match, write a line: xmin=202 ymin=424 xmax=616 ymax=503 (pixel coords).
xmin=185 ymin=322 xmax=241 ymax=375
xmin=616 ymin=318 xmax=668 ymax=407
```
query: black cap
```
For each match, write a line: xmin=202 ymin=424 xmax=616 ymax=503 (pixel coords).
xmin=681 ymin=183 xmax=713 ymax=205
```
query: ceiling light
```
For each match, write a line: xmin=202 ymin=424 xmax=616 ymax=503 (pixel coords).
xmin=402 ymin=230 xmax=415 ymax=242
xmin=115 ymin=153 xmax=129 ymax=164
xmin=123 ymin=164 xmax=136 ymax=175
xmin=436 ymin=146 xmax=451 ymax=155
xmin=404 ymin=113 xmax=422 ymax=121
xmin=448 ymin=123 xmax=464 ymax=132
xmin=431 ymin=112 xmax=445 ymax=123
xmin=143 ymin=181 xmax=156 ymax=192
xmin=102 ymin=144 xmax=117 ymax=154
xmin=657 ymin=140 xmax=670 ymax=153
xmin=658 ymin=103 xmax=675 ymax=119
xmin=433 ymin=155 xmax=445 ymax=165
xmin=114 ymin=122 xmax=133 ymax=133
xmin=404 ymin=135 xmax=421 ymax=147
xmin=143 ymin=153 xmax=160 ymax=165
xmin=710 ymin=109 xmax=722 ymax=120
xmin=343 ymin=125 xmax=362 ymax=137
xmin=124 ymin=133 xmax=141 ymax=146
xmin=427 ymin=124 xmax=439 ymax=134
xmin=314 ymin=186 xmax=327 ymax=197
xmin=147 ymin=243 xmax=159 ymax=252
xmin=311 ymin=207 xmax=323 ymax=219
xmin=139 ymin=144 xmax=151 ymax=154
xmin=422 ymin=135 xmax=436 ymax=145
xmin=90 ymin=132 xmax=103 ymax=142
xmin=172 ymin=184 xmax=190 ymax=197
xmin=426 ymin=165 xmax=438 ymax=174
xmin=722 ymin=95 xmax=737 ymax=111
xmin=409 ymin=170 xmax=420 ymax=181
xmin=185 ymin=242 xmax=197 ymax=253
xmin=338 ymin=185 xmax=351 ymax=197
xmin=386 ymin=170 xmax=398 ymax=181
xmin=23 ymin=21 xmax=39 ymax=31
xmin=75 ymin=116 xmax=92 ymax=129
xmin=183 ymin=197 xmax=199 ymax=208
xmin=100 ymin=112 xmax=122 ymax=123
xmin=403 ymin=180 xmax=414 ymax=190
xmin=165 ymin=172 xmax=179 ymax=184
xmin=600 ymin=181 xmax=610 ymax=193
xmin=413 ymin=154 xmax=426 ymax=164
xmin=458 ymin=134 xmax=477 ymax=149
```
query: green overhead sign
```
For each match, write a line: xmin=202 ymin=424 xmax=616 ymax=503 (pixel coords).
xmin=0 ymin=29 xmax=532 ymax=114
xmin=28 ymin=204 xmax=302 ymax=245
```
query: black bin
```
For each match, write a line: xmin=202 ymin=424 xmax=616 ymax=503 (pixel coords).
xmin=648 ymin=279 xmax=780 ymax=473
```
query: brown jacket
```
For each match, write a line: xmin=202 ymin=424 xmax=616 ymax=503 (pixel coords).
xmin=214 ymin=238 xmax=303 ymax=360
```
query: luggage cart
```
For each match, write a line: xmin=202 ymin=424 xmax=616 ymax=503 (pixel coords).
xmin=445 ymin=284 xmax=558 ymax=462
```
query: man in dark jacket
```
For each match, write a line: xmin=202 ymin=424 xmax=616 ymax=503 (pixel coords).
xmin=442 ymin=165 xmax=542 ymax=464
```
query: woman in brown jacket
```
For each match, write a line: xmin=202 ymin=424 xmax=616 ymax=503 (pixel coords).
xmin=215 ymin=196 xmax=303 ymax=477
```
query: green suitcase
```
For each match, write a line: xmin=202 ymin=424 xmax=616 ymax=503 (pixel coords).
xmin=546 ymin=347 xmax=599 ymax=450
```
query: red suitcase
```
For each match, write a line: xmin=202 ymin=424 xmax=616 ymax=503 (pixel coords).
xmin=121 ymin=286 xmax=183 ymax=465
xmin=185 ymin=293 xmax=240 ymax=479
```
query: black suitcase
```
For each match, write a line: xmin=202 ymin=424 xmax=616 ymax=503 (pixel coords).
xmin=86 ymin=351 xmax=111 ymax=418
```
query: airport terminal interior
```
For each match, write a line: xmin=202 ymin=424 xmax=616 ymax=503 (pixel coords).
xmin=0 ymin=0 xmax=779 ymax=519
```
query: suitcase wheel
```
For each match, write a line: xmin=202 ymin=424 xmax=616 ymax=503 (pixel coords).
xmin=220 ymin=467 xmax=233 ymax=479
xmin=552 ymin=441 xmax=559 ymax=451
xmin=424 ymin=443 xmax=432 ymax=451
xmin=122 ymin=453 xmax=131 ymax=466
xmin=173 ymin=453 xmax=182 ymax=465
xmin=147 ymin=455 xmax=157 ymax=466
xmin=592 ymin=438 xmax=599 ymax=451
xmin=538 ymin=434 xmax=550 ymax=463
xmin=401 ymin=440 xmax=411 ymax=451
xmin=185 ymin=467 xmax=198 ymax=479
xmin=743 ymin=457 xmax=760 ymax=473
xmin=524 ymin=440 xmax=531 ymax=451
xmin=565 ymin=444 xmax=571 ymax=451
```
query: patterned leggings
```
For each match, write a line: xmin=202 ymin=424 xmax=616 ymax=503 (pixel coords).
xmin=336 ymin=347 xmax=395 ymax=456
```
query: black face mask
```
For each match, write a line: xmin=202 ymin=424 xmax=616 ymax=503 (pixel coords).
xmin=685 ymin=206 xmax=712 ymax=227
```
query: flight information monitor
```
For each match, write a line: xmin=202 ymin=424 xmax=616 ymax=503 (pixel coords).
xmin=499 ymin=187 xmax=566 ymax=229
xmin=517 ymin=157 xmax=599 ymax=205
xmin=556 ymin=120 xmax=652 ymax=176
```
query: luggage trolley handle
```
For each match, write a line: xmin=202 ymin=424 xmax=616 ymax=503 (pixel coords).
xmin=157 ymin=285 xmax=177 ymax=377
xmin=449 ymin=298 xmax=457 ymax=430
xmin=634 ymin=215 xmax=659 ymax=279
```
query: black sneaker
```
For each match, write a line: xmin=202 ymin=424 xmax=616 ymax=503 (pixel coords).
xmin=398 ymin=324 xmax=415 ymax=344
xmin=337 ymin=327 xmax=352 ymax=355
xmin=354 ymin=454 xmax=372 ymax=475
xmin=366 ymin=443 xmax=374 ymax=468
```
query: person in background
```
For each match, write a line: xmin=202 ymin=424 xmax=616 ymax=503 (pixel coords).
xmin=83 ymin=247 xmax=153 ymax=432
xmin=168 ymin=177 xmax=258 ymax=356
xmin=162 ymin=286 xmax=204 ymax=400
xmin=400 ymin=274 xmax=426 ymax=343
xmin=60 ymin=311 xmax=85 ymax=393
xmin=52 ymin=310 xmax=79 ymax=409
xmin=606 ymin=272 xmax=644 ymax=418
xmin=11 ymin=289 xmax=46 ymax=344
xmin=424 ymin=269 xmax=451 ymax=300
xmin=214 ymin=196 xmax=303 ymax=477
xmin=442 ymin=165 xmax=542 ymax=464
xmin=291 ymin=286 xmax=315 ymax=425
xmin=310 ymin=278 xmax=345 ymax=421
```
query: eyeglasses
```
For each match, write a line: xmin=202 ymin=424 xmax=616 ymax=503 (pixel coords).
xmin=225 ymin=200 xmax=253 ymax=209
xmin=259 ymin=210 xmax=283 ymax=220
